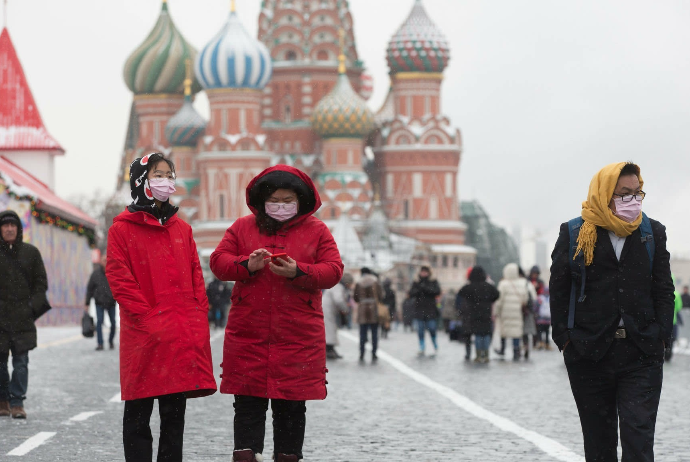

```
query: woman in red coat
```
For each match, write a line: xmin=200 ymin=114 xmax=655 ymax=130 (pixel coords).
xmin=106 ymin=153 xmax=217 ymax=462
xmin=210 ymin=166 xmax=343 ymax=462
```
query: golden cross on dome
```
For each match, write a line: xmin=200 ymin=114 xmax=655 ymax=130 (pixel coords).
xmin=231 ymin=0 xmax=236 ymax=12
xmin=338 ymin=28 xmax=346 ymax=74
xmin=184 ymin=59 xmax=192 ymax=97
xmin=3 ymin=0 xmax=7 ymax=29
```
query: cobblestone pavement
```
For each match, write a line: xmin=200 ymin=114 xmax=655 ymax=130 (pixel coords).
xmin=1 ymin=323 xmax=689 ymax=461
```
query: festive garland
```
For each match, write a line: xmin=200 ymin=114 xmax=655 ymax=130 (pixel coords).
xmin=1 ymin=181 xmax=96 ymax=247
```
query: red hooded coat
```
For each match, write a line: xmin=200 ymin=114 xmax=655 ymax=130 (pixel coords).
xmin=106 ymin=210 xmax=217 ymax=401
xmin=210 ymin=166 xmax=343 ymax=401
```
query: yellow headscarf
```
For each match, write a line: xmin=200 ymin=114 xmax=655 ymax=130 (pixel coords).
xmin=575 ymin=162 xmax=644 ymax=265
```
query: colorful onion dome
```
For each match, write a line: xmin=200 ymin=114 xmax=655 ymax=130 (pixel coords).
xmin=165 ymin=98 xmax=206 ymax=147
xmin=386 ymin=0 xmax=450 ymax=74
xmin=311 ymin=72 xmax=375 ymax=139
xmin=123 ymin=1 xmax=200 ymax=95
xmin=195 ymin=8 xmax=272 ymax=90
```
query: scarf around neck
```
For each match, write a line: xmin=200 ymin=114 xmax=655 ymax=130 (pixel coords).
xmin=575 ymin=162 xmax=644 ymax=266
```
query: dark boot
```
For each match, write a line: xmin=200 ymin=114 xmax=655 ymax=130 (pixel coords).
xmin=0 ymin=401 xmax=10 ymax=417
xmin=275 ymin=454 xmax=301 ymax=462
xmin=513 ymin=348 xmax=520 ymax=361
xmin=233 ymin=449 xmax=263 ymax=461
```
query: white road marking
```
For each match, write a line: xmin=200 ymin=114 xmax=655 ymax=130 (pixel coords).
xmin=68 ymin=411 xmax=103 ymax=422
xmin=7 ymin=432 xmax=56 ymax=456
xmin=109 ymin=392 xmax=121 ymax=403
xmin=37 ymin=335 xmax=83 ymax=349
xmin=340 ymin=331 xmax=585 ymax=462
xmin=210 ymin=331 xmax=224 ymax=342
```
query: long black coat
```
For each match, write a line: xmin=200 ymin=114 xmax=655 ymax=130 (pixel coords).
xmin=409 ymin=277 xmax=441 ymax=321
xmin=458 ymin=269 xmax=500 ymax=336
xmin=550 ymin=219 xmax=675 ymax=360
xmin=0 ymin=210 xmax=48 ymax=354
xmin=85 ymin=265 xmax=115 ymax=308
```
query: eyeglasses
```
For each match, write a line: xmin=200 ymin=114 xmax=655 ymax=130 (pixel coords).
xmin=613 ymin=191 xmax=646 ymax=202
xmin=151 ymin=170 xmax=175 ymax=180
xmin=266 ymin=202 xmax=297 ymax=212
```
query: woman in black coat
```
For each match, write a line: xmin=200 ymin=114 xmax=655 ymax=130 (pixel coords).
xmin=458 ymin=266 xmax=499 ymax=363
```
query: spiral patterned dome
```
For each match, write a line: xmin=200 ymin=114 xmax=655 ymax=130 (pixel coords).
xmin=123 ymin=2 xmax=201 ymax=95
xmin=311 ymin=73 xmax=375 ymax=139
xmin=195 ymin=10 xmax=272 ymax=90
xmin=386 ymin=0 xmax=450 ymax=74
xmin=165 ymin=96 xmax=207 ymax=147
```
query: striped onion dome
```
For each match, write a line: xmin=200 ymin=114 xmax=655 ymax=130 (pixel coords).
xmin=195 ymin=10 xmax=272 ymax=90
xmin=123 ymin=2 xmax=201 ymax=95
xmin=311 ymin=72 xmax=375 ymax=139
xmin=165 ymin=95 xmax=207 ymax=147
xmin=386 ymin=0 xmax=450 ymax=74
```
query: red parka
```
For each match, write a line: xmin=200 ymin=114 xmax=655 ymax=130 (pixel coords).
xmin=210 ymin=166 xmax=343 ymax=401
xmin=106 ymin=210 xmax=217 ymax=401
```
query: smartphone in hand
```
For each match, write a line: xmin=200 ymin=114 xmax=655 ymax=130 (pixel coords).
xmin=268 ymin=253 xmax=288 ymax=264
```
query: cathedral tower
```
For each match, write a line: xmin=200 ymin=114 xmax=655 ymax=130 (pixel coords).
xmin=120 ymin=0 xmax=200 ymax=188
xmin=374 ymin=0 xmax=464 ymax=246
xmin=193 ymin=1 xmax=274 ymax=249
xmin=258 ymin=0 xmax=367 ymax=163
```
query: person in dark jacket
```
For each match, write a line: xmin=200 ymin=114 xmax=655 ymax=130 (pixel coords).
xmin=85 ymin=254 xmax=117 ymax=351
xmin=0 ymin=210 xmax=48 ymax=419
xmin=550 ymin=162 xmax=674 ymax=462
xmin=381 ymin=278 xmax=396 ymax=338
xmin=409 ymin=266 xmax=441 ymax=356
xmin=401 ymin=296 xmax=415 ymax=332
xmin=206 ymin=277 xmax=232 ymax=329
xmin=458 ymin=266 xmax=500 ymax=363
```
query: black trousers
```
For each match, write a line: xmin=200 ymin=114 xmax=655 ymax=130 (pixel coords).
xmin=234 ymin=395 xmax=306 ymax=458
xmin=564 ymin=339 xmax=663 ymax=462
xmin=123 ymin=393 xmax=186 ymax=462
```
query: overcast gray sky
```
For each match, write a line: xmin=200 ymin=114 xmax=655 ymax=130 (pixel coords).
xmin=3 ymin=0 xmax=690 ymax=253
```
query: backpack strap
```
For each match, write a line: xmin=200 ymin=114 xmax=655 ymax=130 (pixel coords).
xmin=639 ymin=212 xmax=654 ymax=274
xmin=567 ymin=217 xmax=586 ymax=330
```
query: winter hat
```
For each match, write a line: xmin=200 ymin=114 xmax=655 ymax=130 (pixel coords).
xmin=0 ymin=214 xmax=19 ymax=226
xmin=420 ymin=266 xmax=431 ymax=273
xmin=129 ymin=154 xmax=157 ymax=207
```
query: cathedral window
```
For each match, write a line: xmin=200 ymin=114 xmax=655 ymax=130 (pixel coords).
xmin=412 ymin=173 xmax=423 ymax=198
xmin=442 ymin=255 xmax=448 ymax=268
xmin=286 ymin=50 xmax=297 ymax=61
xmin=453 ymin=256 xmax=459 ymax=268
xmin=429 ymin=195 xmax=439 ymax=219
xmin=284 ymin=104 xmax=292 ymax=123
xmin=386 ymin=174 xmax=394 ymax=198
xmin=403 ymin=200 xmax=410 ymax=219
xmin=219 ymin=194 xmax=226 ymax=220
xmin=445 ymin=173 xmax=453 ymax=197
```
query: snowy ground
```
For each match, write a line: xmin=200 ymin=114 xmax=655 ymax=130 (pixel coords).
xmin=1 ymin=321 xmax=689 ymax=461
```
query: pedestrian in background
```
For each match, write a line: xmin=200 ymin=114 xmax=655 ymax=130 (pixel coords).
xmin=324 ymin=273 xmax=353 ymax=360
xmin=381 ymin=278 xmax=397 ymax=336
xmin=458 ymin=266 xmax=499 ymax=363
xmin=354 ymin=267 xmax=383 ymax=362
xmin=210 ymin=165 xmax=343 ymax=462
xmin=0 ymin=210 xmax=49 ymax=420
xmin=107 ymin=153 xmax=217 ymax=461
xmin=206 ymin=276 xmax=232 ymax=330
xmin=666 ymin=277 xmax=683 ymax=361
xmin=550 ymin=162 xmax=673 ymax=461
xmin=409 ymin=266 xmax=441 ymax=356
xmin=494 ymin=263 xmax=528 ymax=361
xmin=681 ymin=286 xmax=690 ymax=308
xmin=402 ymin=295 xmax=415 ymax=332
xmin=85 ymin=253 xmax=117 ymax=351
xmin=440 ymin=288 xmax=457 ymax=333
xmin=535 ymin=287 xmax=552 ymax=350
xmin=520 ymin=267 xmax=538 ymax=359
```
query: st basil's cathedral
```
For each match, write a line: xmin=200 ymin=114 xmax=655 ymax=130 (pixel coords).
xmin=118 ymin=0 xmax=476 ymax=289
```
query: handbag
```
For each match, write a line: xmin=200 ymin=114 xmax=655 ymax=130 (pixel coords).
xmin=82 ymin=312 xmax=96 ymax=338
xmin=377 ymin=303 xmax=391 ymax=329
